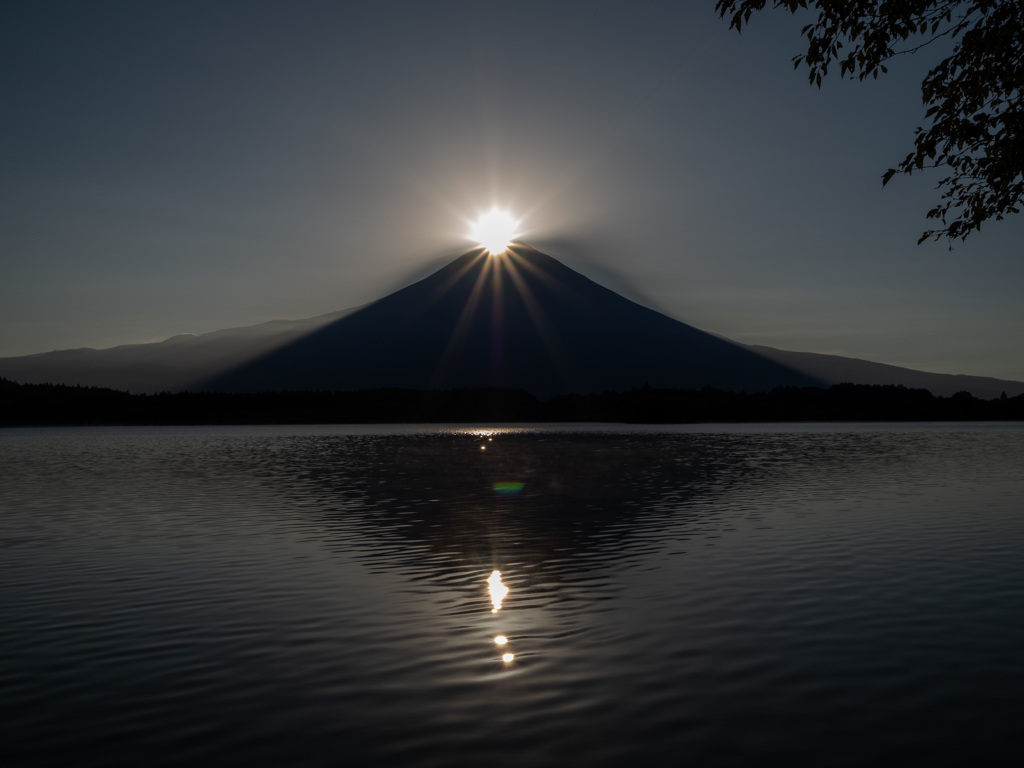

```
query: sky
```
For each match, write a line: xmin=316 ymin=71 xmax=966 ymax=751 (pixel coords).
xmin=2 ymin=0 xmax=1022 ymax=381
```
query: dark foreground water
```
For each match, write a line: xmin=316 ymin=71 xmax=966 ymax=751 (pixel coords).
xmin=2 ymin=423 xmax=1023 ymax=767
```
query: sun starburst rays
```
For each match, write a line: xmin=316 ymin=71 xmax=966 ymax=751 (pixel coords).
xmin=499 ymin=251 xmax=573 ymax=382
xmin=426 ymin=251 xmax=494 ymax=388
xmin=416 ymin=242 xmax=571 ymax=393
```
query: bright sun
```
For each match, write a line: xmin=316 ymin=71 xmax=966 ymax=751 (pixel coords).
xmin=471 ymin=209 xmax=518 ymax=255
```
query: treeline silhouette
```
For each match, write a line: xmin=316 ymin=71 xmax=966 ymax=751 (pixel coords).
xmin=3 ymin=378 xmax=1023 ymax=426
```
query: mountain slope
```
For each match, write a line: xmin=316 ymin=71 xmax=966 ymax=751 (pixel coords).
xmin=200 ymin=246 xmax=818 ymax=395
xmin=3 ymin=245 xmax=1020 ymax=399
xmin=0 ymin=308 xmax=359 ymax=393
xmin=746 ymin=345 xmax=1024 ymax=399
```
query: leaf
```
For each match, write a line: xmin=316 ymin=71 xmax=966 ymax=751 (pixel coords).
xmin=717 ymin=0 xmax=1024 ymax=245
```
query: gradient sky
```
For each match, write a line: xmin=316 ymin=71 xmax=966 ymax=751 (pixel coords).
xmin=2 ymin=1 xmax=1022 ymax=381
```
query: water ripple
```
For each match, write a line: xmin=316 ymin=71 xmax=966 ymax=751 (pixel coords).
xmin=2 ymin=424 xmax=1024 ymax=766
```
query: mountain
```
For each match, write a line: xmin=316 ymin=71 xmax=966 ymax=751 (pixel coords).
xmin=199 ymin=245 xmax=817 ymax=395
xmin=745 ymin=345 xmax=1024 ymax=400
xmin=2 ymin=245 xmax=1021 ymax=399
xmin=0 ymin=308 xmax=361 ymax=394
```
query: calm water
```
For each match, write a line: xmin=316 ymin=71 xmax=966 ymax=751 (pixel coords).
xmin=2 ymin=423 xmax=1023 ymax=767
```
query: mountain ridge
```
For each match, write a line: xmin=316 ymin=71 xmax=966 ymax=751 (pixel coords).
xmin=2 ymin=246 xmax=1021 ymax=399
xmin=196 ymin=245 xmax=817 ymax=396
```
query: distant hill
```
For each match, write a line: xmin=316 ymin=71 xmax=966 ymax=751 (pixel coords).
xmin=0 ymin=307 xmax=360 ymax=393
xmin=1 ymin=245 xmax=1021 ymax=399
xmin=747 ymin=345 xmax=1024 ymax=400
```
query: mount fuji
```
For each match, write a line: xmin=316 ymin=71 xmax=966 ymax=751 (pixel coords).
xmin=2 ymin=245 xmax=1021 ymax=399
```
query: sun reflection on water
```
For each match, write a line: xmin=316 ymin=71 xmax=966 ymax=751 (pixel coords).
xmin=487 ymin=572 xmax=517 ymax=665
xmin=487 ymin=570 xmax=508 ymax=613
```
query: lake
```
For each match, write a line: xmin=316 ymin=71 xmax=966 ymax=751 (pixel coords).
xmin=2 ymin=423 xmax=1023 ymax=766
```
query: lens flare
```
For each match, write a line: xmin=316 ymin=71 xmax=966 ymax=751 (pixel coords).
xmin=493 ymin=481 xmax=524 ymax=495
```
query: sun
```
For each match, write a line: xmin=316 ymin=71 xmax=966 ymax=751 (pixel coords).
xmin=471 ymin=209 xmax=518 ymax=255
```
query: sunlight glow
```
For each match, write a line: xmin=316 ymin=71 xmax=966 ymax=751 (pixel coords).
xmin=471 ymin=209 xmax=518 ymax=255
xmin=487 ymin=570 xmax=509 ymax=613
xmin=494 ymin=635 xmax=508 ymax=645
xmin=502 ymin=652 xmax=515 ymax=663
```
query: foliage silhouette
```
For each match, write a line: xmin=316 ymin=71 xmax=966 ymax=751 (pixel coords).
xmin=716 ymin=0 xmax=1024 ymax=244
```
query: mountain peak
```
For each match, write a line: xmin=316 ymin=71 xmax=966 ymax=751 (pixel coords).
xmin=6 ymin=246 xmax=1018 ymax=398
xmin=198 ymin=245 xmax=817 ymax=396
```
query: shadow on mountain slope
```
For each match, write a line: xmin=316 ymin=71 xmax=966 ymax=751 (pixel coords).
xmin=199 ymin=245 xmax=818 ymax=397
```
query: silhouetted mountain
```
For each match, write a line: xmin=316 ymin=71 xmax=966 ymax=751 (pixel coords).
xmin=0 ymin=307 xmax=361 ymax=393
xmin=2 ymin=245 xmax=1021 ymax=399
xmin=198 ymin=246 xmax=816 ymax=395
xmin=746 ymin=345 xmax=1024 ymax=400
